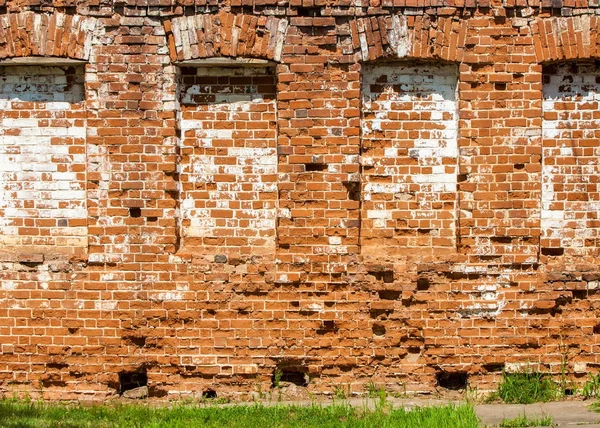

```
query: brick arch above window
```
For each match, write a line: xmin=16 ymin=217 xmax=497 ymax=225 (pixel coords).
xmin=0 ymin=12 xmax=97 ymax=61
xmin=533 ymin=16 xmax=600 ymax=63
xmin=350 ymin=15 xmax=467 ymax=63
xmin=164 ymin=12 xmax=288 ymax=63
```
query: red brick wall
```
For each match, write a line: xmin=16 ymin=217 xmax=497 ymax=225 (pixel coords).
xmin=0 ymin=3 xmax=600 ymax=400
xmin=179 ymin=66 xmax=277 ymax=255
xmin=0 ymin=65 xmax=86 ymax=258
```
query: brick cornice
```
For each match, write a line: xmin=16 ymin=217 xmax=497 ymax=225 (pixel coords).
xmin=0 ymin=12 xmax=97 ymax=61
xmin=164 ymin=12 xmax=288 ymax=63
xmin=350 ymin=15 xmax=467 ymax=63
xmin=533 ymin=15 xmax=600 ymax=62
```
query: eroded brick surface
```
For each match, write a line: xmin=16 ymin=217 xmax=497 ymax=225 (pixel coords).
xmin=542 ymin=62 xmax=600 ymax=260
xmin=361 ymin=63 xmax=458 ymax=255
xmin=0 ymin=65 xmax=86 ymax=257
xmin=1 ymin=2 xmax=600 ymax=402
xmin=179 ymin=66 xmax=277 ymax=254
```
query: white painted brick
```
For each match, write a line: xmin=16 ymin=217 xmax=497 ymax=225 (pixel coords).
xmin=0 ymin=65 xmax=87 ymax=250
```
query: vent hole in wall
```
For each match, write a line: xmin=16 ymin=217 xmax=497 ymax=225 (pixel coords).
xmin=541 ymin=247 xmax=565 ymax=256
xmin=369 ymin=270 xmax=394 ymax=283
xmin=372 ymin=324 xmax=386 ymax=336
xmin=202 ymin=389 xmax=217 ymax=399
xmin=305 ymin=163 xmax=327 ymax=172
xmin=273 ymin=369 xmax=308 ymax=387
xmin=436 ymin=372 xmax=468 ymax=391
xmin=129 ymin=207 xmax=142 ymax=218
xmin=342 ymin=181 xmax=361 ymax=201
xmin=119 ymin=369 xmax=147 ymax=394
xmin=417 ymin=277 xmax=430 ymax=291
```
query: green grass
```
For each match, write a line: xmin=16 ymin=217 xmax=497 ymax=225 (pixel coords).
xmin=493 ymin=372 xmax=558 ymax=404
xmin=0 ymin=398 xmax=479 ymax=428
xmin=499 ymin=414 xmax=553 ymax=427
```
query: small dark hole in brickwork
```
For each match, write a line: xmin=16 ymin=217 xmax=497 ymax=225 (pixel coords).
xmin=129 ymin=207 xmax=142 ymax=218
xmin=408 ymin=347 xmax=421 ymax=354
xmin=541 ymin=247 xmax=564 ymax=256
xmin=514 ymin=163 xmax=525 ymax=169
xmin=317 ymin=320 xmax=338 ymax=334
xmin=119 ymin=369 xmax=148 ymax=394
xmin=372 ymin=324 xmax=386 ymax=336
xmin=378 ymin=290 xmax=400 ymax=300
xmin=47 ymin=362 xmax=69 ymax=370
xmin=305 ymin=163 xmax=327 ymax=172
xmin=417 ymin=277 xmax=430 ymax=291
xmin=457 ymin=174 xmax=468 ymax=182
xmin=370 ymin=308 xmax=392 ymax=318
xmin=593 ymin=324 xmax=600 ymax=334
xmin=124 ymin=336 xmax=146 ymax=347
xmin=202 ymin=389 xmax=217 ymax=399
xmin=370 ymin=271 xmax=394 ymax=283
xmin=479 ymin=255 xmax=502 ymax=261
xmin=495 ymin=83 xmax=507 ymax=90
xmin=296 ymin=7 xmax=319 ymax=16
xmin=147 ymin=216 xmax=158 ymax=222
xmin=491 ymin=236 xmax=512 ymax=244
xmin=20 ymin=261 xmax=43 ymax=268
xmin=273 ymin=370 xmax=307 ymax=387
xmin=342 ymin=181 xmax=361 ymax=201
xmin=483 ymin=363 xmax=504 ymax=373
xmin=436 ymin=372 xmax=468 ymax=390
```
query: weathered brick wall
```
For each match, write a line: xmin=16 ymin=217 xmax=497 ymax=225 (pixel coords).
xmin=1 ymin=0 xmax=600 ymax=401
xmin=179 ymin=66 xmax=277 ymax=254
xmin=361 ymin=63 xmax=458 ymax=255
xmin=0 ymin=65 xmax=87 ymax=258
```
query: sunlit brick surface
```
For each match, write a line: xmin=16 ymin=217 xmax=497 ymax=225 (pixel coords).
xmin=361 ymin=63 xmax=458 ymax=255
xmin=179 ymin=67 xmax=277 ymax=254
xmin=0 ymin=65 xmax=86 ymax=256
xmin=542 ymin=63 xmax=600 ymax=259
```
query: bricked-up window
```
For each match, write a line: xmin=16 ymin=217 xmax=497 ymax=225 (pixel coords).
xmin=542 ymin=62 xmax=600 ymax=259
xmin=178 ymin=66 xmax=277 ymax=254
xmin=0 ymin=65 xmax=87 ymax=258
xmin=361 ymin=63 xmax=459 ymax=255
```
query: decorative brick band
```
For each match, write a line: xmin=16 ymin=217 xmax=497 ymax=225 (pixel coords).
xmin=533 ymin=15 xmax=600 ymax=62
xmin=164 ymin=12 xmax=288 ymax=62
xmin=350 ymin=15 xmax=466 ymax=62
xmin=0 ymin=12 xmax=96 ymax=60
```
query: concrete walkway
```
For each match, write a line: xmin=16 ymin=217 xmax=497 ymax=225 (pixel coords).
xmin=245 ymin=396 xmax=600 ymax=427
xmin=265 ymin=396 xmax=600 ymax=427
xmin=475 ymin=400 xmax=600 ymax=427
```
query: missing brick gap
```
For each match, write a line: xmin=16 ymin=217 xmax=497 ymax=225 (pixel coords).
xmin=369 ymin=270 xmax=394 ymax=283
xmin=417 ymin=277 xmax=430 ymax=291
xmin=272 ymin=362 xmax=308 ymax=388
xmin=372 ymin=323 xmax=386 ymax=336
xmin=305 ymin=163 xmax=327 ymax=172
xmin=119 ymin=369 xmax=148 ymax=396
xmin=202 ymin=389 xmax=217 ymax=399
xmin=541 ymin=247 xmax=564 ymax=256
xmin=377 ymin=290 xmax=400 ymax=300
xmin=436 ymin=371 xmax=468 ymax=391
xmin=129 ymin=207 xmax=142 ymax=218
xmin=342 ymin=181 xmax=361 ymax=201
